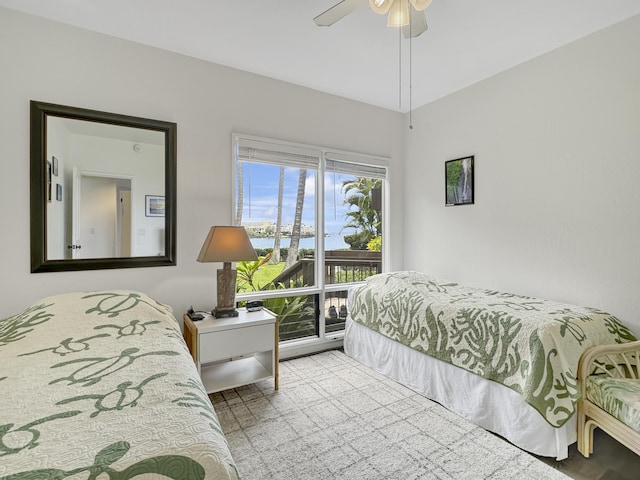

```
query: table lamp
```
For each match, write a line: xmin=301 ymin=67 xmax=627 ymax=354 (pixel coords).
xmin=197 ymin=226 xmax=258 ymax=318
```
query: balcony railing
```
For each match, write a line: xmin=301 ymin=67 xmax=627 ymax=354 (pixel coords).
xmin=267 ymin=251 xmax=382 ymax=341
xmin=270 ymin=250 xmax=381 ymax=288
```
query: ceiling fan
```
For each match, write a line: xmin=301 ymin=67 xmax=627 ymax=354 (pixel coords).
xmin=314 ymin=0 xmax=432 ymax=38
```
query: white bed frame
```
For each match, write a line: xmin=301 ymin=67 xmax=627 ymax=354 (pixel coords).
xmin=344 ymin=317 xmax=575 ymax=460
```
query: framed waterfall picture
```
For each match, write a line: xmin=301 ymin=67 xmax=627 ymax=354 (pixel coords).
xmin=445 ymin=155 xmax=474 ymax=206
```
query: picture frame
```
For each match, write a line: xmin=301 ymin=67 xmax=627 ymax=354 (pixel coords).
xmin=56 ymin=183 xmax=62 ymax=201
xmin=52 ymin=156 xmax=59 ymax=176
xmin=445 ymin=155 xmax=474 ymax=206
xmin=145 ymin=195 xmax=165 ymax=217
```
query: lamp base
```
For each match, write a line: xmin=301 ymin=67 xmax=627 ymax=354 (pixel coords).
xmin=215 ymin=263 xmax=238 ymax=318
xmin=212 ymin=308 xmax=239 ymax=319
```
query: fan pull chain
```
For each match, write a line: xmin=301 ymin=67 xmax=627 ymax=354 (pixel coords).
xmin=409 ymin=27 xmax=413 ymax=130
xmin=398 ymin=27 xmax=402 ymax=110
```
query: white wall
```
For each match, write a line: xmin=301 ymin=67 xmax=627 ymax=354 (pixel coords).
xmin=0 ymin=7 xmax=404 ymax=319
xmin=77 ymin=176 xmax=117 ymax=258
xmin=68 ymin=134 xmax=165 ymax=257
xmin=45 ymin=118 xmax=68 ymax=258
xmin=403 ymin=14 xmax=640 ymax=333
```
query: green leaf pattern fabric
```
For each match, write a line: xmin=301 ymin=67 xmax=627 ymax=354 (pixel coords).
xmin=349 ymin=271 xmax=636 ymax=428
xmin=0 ymin=291 xmax=239 ymax=480
xmin=587 ymin=377 xmax=640 ymax=433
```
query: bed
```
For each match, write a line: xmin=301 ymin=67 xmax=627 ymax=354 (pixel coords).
xmin=0 ymin=290 xmax=239 ymax=479
xmin=344 ymin=271 xmax=636 ymax=460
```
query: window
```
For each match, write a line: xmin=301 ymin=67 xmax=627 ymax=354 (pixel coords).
xmin=233 ymin=134 xmax=388 ymax=351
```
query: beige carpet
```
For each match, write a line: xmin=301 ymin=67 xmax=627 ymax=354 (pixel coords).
xmin=211 ymin=350 xmax=571 ymax=479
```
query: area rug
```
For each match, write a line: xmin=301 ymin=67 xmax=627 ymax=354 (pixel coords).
xmin=210 ymin=350 xmax=570 ymax=480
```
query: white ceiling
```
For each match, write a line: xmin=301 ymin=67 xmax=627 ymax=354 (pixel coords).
xmin=60 ymin=118 xmax=165 ymax=146
xmin=2 ymin=0 xmax=640 ymax=112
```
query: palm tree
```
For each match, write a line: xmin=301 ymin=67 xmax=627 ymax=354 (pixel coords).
xmin=342 ymin=177 xmax=382 ymax=250
xmin=285 ymin=169 xmax=307 ymax=269
xmin=270 ymin=166 xmax=285 ymax=264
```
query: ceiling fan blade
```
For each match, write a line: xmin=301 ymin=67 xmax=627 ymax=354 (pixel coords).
xmin=314 ymin=0 xmax=368 ymax=27
xmin=402 ymin=9 xmax=427 ymax=38
xmin=410 ymin=0 xmax=432 ymax=12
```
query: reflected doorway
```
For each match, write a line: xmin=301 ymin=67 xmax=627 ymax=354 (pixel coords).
xmin=70 ymin=169 xmax=133 ymax=259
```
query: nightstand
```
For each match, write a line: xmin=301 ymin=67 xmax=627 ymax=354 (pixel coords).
xmin=183 ymin=308 xmax=279 ymax=393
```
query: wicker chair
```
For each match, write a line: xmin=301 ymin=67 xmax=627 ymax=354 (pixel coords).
xmin=577 ymin=340 xmax=640 ymax=457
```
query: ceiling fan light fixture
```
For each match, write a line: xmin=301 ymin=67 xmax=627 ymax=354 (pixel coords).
xmin=409 ymin=0 xmax=432 ymax=12
xmin=369 ymin=0 xmax=393 ymax=14
xmin=387 ymin=0 xmax=410 ymax=27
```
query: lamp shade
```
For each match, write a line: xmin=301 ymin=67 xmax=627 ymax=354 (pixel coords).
xmin=197 ymin=226 xmax=258 ymax=263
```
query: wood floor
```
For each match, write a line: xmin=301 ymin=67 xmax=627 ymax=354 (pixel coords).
xmin=537 ymin=429 xmax=640 ymax=480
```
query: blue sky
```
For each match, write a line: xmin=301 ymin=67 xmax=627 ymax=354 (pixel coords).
xmin=238 ymin=162 xmax=356 ymax=236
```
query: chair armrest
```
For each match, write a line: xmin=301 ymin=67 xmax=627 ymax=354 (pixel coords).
xmin=578 ymin=340 xmax=640 ymax=396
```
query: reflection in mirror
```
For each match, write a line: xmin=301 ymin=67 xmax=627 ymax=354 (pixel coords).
xmin=31 ymin=101 xmax=176 ymax=272
xmin=46 ymin=118 xmax=165 ymax=260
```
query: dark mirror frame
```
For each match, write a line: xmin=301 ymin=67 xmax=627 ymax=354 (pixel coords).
xmin=30 ymin=100 xmax=177 ymax=272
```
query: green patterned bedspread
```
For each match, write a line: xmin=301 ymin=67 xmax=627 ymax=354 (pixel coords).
xmin=0 ymin=290 xmax=239 ymax=480
xmin=349 ymin=271 xmax=636 ymax=428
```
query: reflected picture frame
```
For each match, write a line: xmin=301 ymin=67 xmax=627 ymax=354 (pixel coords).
xmin=445 ymin=155 xmax=474 ymax=206
xmin=47 ymin=161 xmax=52 ymax=203
xmin=145 ymin=195 xmax=165 ymax=217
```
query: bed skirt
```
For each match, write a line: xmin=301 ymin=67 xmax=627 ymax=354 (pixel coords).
xmin=344 ymin=317 xmax=575 ymax=460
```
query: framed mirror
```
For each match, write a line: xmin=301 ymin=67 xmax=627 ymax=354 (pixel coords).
xmin=30 ymin=101 xmax=177 ymax=272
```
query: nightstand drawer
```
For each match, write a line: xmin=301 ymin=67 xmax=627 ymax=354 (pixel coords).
xmin=199 ymin=323 xmax=274 ymax=364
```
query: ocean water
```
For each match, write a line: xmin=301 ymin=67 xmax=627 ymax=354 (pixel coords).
xmin=250 ymin=234 xmax=349 ymax=251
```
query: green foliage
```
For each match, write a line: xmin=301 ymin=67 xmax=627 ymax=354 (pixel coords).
xmin=236 ymin=255 xmax=314 ymax=339
xmin=254 ymin=247 xmax=286 ymax=258
xmin=445 ymin=160 xmax=463 ymax=188
xmin=367 ymin=236 xmax=382 ymax=252
xmin=253 ymin=247 xmax=314 ymax=261
xmin=342 ymin=177 xmax=382 ymax=250
xmin=343 ymin=232 xmax=370 ymax=251
xmin=298 ymin=248 xmax=314 ymax=258
xmin=236 ymin=253 xmax=272 ymax=291
xmin=261 ymin=284 xmax=315 ymax=338
xmin=334 ymin=268 xmax=377 ymax=283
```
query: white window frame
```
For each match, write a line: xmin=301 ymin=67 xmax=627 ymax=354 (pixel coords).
xmin=232 ymin=133 xmax=390 ymax=358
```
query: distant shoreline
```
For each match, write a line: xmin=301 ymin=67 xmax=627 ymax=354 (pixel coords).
xmin=249 ymin=234 xmax=314 ymax=239
xmin=250 ymin=235 xmax=349 ymax=251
